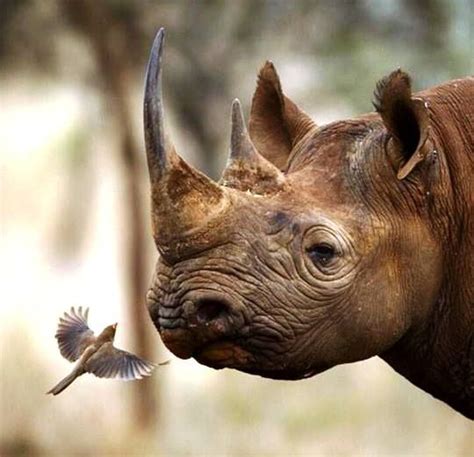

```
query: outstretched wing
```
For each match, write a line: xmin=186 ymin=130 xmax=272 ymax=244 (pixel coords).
xmin=85 ymin=342 xmax=166 ymax=380
xmin=55 ymin=306 xmax=95 ymax=362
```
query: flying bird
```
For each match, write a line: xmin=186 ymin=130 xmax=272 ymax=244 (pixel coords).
xmin=47 ymin=306 xmax=168 ymax=395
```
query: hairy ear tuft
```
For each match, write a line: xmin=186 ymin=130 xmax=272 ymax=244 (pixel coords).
xmin=373 ymin=69 xmax=430 ymax=179
xmin=373 ymin=69 xmax=411 ymax=113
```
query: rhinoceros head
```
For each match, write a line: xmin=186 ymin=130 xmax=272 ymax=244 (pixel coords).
xmin=144 ymin=29 xmax=442 ymax=379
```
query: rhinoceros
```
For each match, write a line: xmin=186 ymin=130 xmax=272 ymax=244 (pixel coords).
xmin=143 ymin=29 xmax=473 ymax=419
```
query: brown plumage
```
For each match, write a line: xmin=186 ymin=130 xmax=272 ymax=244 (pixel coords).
xmin=47 ymin=307 xmax=168 ymax=395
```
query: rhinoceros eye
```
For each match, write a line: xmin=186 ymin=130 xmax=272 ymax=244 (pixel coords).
xmin=307 ymin=243 xmax=336 ymax=266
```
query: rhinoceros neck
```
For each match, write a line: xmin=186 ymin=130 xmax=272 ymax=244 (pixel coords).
xmin=423 ymin=78 xmax=474 ymax=245
xmin=381 ymin=287 xmax=474 ymax=419
xmin=385 ymin=78 xmax=473 ymax=420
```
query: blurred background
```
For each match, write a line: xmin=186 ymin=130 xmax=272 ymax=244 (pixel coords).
xmin=1 ymin=0 xmax=473 ymax=455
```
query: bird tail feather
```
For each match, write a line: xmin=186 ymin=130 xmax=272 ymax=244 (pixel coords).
xmin=47 ymin=369 xmax=80 ymax=395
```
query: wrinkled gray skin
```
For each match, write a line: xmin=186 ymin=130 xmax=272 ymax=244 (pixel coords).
xmin=144 ymin=30 xmax=473 ymax=418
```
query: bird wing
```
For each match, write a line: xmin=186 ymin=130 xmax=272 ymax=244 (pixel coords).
xmin=55 ymin=306 xmax=96 ymax=362
xmin=85 ymin=342 xmax=166 ymax=380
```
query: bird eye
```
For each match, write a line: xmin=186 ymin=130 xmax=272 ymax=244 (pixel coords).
xmin=307 ymin=243 xmax=336 ymax=266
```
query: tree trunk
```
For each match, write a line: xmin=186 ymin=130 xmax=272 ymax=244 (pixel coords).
xmin=62 ymin=0 xmax=157 ymax=431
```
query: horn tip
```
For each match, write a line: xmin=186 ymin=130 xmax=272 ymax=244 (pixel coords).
xmin=149 ymin=28 xmax=165 ymax=61
xmin=157 ymin=27 xmax=165 ymax=39
xmin=144 ymin=27 xmax=165 ymax=111
xmin=153 ymin=27 xmax=165 ymax=50
xmin=231 ymin=98 xmax=244 ymax=123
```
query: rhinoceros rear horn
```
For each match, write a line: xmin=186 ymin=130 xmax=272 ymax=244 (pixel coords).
xmin=220 ymin=99 xmax=285 ymax=193
xmin=144 ymin=29 xmax=226 ymax=246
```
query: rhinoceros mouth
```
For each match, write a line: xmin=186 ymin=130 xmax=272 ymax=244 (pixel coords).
xmin=159 ymin=321 xmax=331 ymax=379
xmin=157 ymin=308 xmax=247 ymax=362
xmin=238 ymin=365 xmax=331 ymax=380
xmin=193 ymin=339 xmax=253 ymax=368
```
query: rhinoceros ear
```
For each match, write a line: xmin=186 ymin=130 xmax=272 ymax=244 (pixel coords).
xmin=373 ymin=69 xmax=431 ymax=179
xmin=249 ymin=61 xmax=316 ymax=171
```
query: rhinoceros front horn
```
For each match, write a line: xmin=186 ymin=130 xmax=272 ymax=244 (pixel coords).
xmin=144 ymin=29 xmax=226 ymax=247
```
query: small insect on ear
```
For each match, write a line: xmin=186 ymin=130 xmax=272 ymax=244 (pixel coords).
xmin=373 ymin=69 xmax=431 ymax=179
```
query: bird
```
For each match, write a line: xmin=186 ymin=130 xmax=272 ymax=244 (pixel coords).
xmin=47 ymin=306 xmax=168 ymax=395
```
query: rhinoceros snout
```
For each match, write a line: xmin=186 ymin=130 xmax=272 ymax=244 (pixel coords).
xmin=150 ymin=293 xmax=242 ymax=361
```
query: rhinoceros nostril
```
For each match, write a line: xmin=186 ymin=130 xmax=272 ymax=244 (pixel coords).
xmin=196 ymin=299 xmax=229 ymax=324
